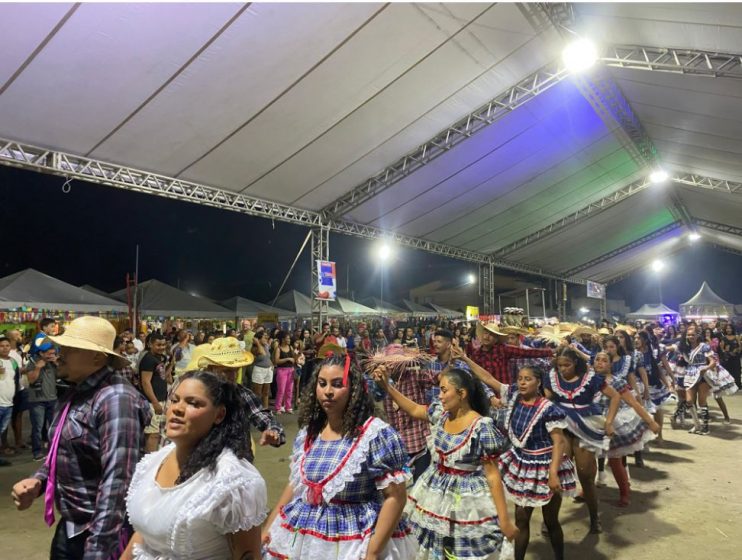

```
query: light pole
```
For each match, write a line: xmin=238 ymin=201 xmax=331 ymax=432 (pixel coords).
xmin=651 ymin=259 xmax=665 ymax=304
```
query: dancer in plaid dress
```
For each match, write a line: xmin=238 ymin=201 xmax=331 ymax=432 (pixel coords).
xmin=495 ymin=366 xmax=576 ymax=560
xmin=593 ymin=351 xmax=660 ymax=507
xmin=374 ymin=366 xmax=517 ymax=560
xmin=542 ymin=348 xmax=621 ymax=534
xmin=263 ymin=353 xmax=416 ymax=560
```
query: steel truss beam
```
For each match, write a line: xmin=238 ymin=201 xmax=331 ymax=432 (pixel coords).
xmin=691 ymin=218 xmax=742 ymax=238
xmin=310 ymin=226 xmax=329 ymax=331
xmin=673 ymin=173 xmax=742 ymax=194
xmin=562 ymin=221 xmax=683 ymax=277
xmin=0 ymin=137 xmax=587 ymax=285
xmin=479 ymin=262 xmax=496 ymax=315
xmin=320 ymin=60 xmax=570 ymax=218
xmin=709 ymin=243 xmax=742 ymax=258
xmin=601 ymin=45 xmax=742 ymax=79
xmin=492 ymin=176 xmax=652 ymax=257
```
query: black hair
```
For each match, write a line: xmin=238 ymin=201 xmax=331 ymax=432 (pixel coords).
xmin=171 ymin=370 xmax=251 ymax=484
xmin=614 ymin=330 xmax=634 ymax=353
xmin=0 ymin=336 xmax=9 ymax=344
xmin=298 ymin=354 xmax=374 ymax=442
xmin=434 ymin=329 xmax=453 ymax=340
xmin=515 ymin=365 xmax=545 ymax=396
xmin=113 ymin=336 xmax=124 ymax=348
xmin=441 ymin=368 xmax=491 ymax=416
xmin=555 ymin=347 xmax=588 ymax=375
xmin=40 ymin=318 xmax=55 ymax=330
xmin=603 ymin=335 xmax=626 ymax=357
xmin=149 ymin=332 xmax=166 ymax=344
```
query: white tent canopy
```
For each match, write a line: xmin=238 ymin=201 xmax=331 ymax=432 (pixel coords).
xmin=679 ymin=281 xmax=735 ymax=318
xmin=331 ymin=297 xmax=378 ymax=316
xmin=0 ymin=3 xmax=740 ymax=286
xmin=220 ymin=296 xmax=294 ymax=321
xmin=428 ymin=303 xmax=465 ymax=319
xmin=360 ymin=297 xmax=408 ymax=316
xmin=0 ymin=268 xmax=127 ymax=313
xmin=111 ymin=279 xmax=233 ymax=319
xmin=400 ymin=299 xmax=439 ymax=317
xmin=273 ymin=290 xmax=343 ymax=318
xmin=625 ymin=303 xmax=680 ymax=320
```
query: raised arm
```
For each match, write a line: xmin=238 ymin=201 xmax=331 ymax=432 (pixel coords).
xmin=372 ymin=366 xmax=427 ymax=421
xmin=450 ymin=345 xmax=502 ymax=393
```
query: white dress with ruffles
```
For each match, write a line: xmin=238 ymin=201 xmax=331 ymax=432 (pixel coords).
xmin=126 ymin=444 xmax=268 ymax=559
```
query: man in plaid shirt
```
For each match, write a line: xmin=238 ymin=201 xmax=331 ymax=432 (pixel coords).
xmin=464 ymin=322 xmax=553 ymax=386
xmin=12 ymin=317 xmax=151 ymax=560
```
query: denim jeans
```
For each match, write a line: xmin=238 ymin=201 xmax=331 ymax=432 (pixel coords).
xmin=0 ymin=406 xmax=12 ymax=436
xmin=29 ymin=400 xmax=56 ymax=456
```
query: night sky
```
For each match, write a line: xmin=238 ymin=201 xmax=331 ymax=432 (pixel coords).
xmin=1 ymin=164 xmax=740 ymax=310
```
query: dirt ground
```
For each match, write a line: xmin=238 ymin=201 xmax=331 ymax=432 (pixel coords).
xmin=2 ymin=394 xmax=741 ymax=559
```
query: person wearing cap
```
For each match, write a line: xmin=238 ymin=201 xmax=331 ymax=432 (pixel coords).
xmin=186 ymin=337 xmax=285 ymax=462
xmin=23 ymin=337 xmax=59 ymax=460
xmin=11 ymin=316 xmax=151 ymax=560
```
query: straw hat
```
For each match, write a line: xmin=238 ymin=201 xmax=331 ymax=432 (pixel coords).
xmin=536 ymin=325 xmax=568 ymax=345
xmin=500 ymin=326 xmax=530 ymax=336
xmin=476 ymin=322 xmax=509 ymax=340
xmin=48 ymin=316 xmax=129 ymax=369
xmin=598 ymin=327 xmax=612 ymax=335
xmin=571 ymin=325 xmax=599 ymax=337
xmin=185 ymin=337 xmax=254 ymax=370
xmin=615 ymin=324 xmax=637 ymax=336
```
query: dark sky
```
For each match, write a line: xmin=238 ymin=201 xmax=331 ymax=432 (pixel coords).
xmin=1 ymin=164 xmax=740 ymax=309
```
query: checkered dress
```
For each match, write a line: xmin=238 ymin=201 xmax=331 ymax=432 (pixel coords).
xmin=595 ymin=376 xmax=655 ymax=458
xmin=404 ymin=401 xmax=507 ymax=559
xmin=264 ymin=417 xmax=417 ymax=560
xmin=498 ymin=384 xmax=576 ymax=507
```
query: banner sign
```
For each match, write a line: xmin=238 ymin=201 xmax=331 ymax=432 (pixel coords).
xmin=256 ymin=313 xmax=279 ymax=326
xmin=465 ymin=306 xmax=479 ymax=321
xmin=316 ymin=260 xmax=337 ymax=301
xmin=586 ymin=281 xmax=606 ymax=300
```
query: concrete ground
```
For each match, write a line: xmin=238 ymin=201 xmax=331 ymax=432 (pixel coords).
xmin=2 ymin=394 xmax=742 ymax=559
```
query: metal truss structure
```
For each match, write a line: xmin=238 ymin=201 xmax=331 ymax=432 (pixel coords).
xmin=320 ymin=60 xmax=570 ymax=219
xmin=692 ymin=218 xmax=742 ymax=238
xmin=673 ymin=173 xmax=742 ymax=194
xmin=562 ymin=221 xmax=683 ymax=277
xmin=310 ymin=226 xmax=329 ymax=331
xmin=0 ymin=137 xmax=588 ymax=285
xmin=493 ymin=176 xmax=652 ymax=257
xmin=601 ymin=45 xmax=742 ymax=80
xmin=478 ymin=262 xmax=496 ymax=315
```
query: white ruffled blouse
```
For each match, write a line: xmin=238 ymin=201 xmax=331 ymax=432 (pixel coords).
xmin=126 ymin=444 xmax=267 ymax=559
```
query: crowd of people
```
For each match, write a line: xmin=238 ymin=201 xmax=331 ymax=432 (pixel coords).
xmin=3 ymin=313 xmax=740 ymax=559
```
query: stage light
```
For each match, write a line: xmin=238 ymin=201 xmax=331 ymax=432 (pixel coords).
xmin=649 ymin=169 xmax=669 ymax=184
xmin=562 ymin=38 xmax=598 ymax=72
xmin=579 ymin=307 xmax=589 ymax=314
xmin=688 ymin=232 xmax=701 ymax=242
xmin=377 ymin=243 xmax=392 ymax=262
xmin=467 ymin=273 xmax=476 ymax=284
xmin=651 ymin=259 xmax=665 ymax=272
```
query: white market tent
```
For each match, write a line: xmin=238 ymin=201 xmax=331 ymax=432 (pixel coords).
xmin=625 ymin=303 xmax=680 ymax=320
xmin=111 ymin=279 xmax=234 ymax=319
xmin=273 ymin=290 xmax=344 ymax=318
xmin=680 ymin=281 xmax=736 ymax=318
xmin=331 ymin=297 xmax=378 ymax=316
xmin=0 ymin=268 xmax=127 ymax=313
xmin=220 ymin=296 xmax=294 ymax=321
xmin=428 ymin=303 xmax=465 ymax=319
xmin=400 ymin=299 xmax=439 ymax=318
xmin=0 ymin=3 xmax=741 ymax=293
xmin=360 ymin=297 xmax=409 ymax=316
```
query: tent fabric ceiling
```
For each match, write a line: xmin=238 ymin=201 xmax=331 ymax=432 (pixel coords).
xmin=0 ymin=2 xmax=740 ymax=285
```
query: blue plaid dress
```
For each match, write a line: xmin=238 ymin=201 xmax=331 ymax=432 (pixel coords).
xmin=594 ymin=375 xmax=655 ymax=458
xmin=543 ymin=369 xmax=609 ymax=454
xmin=498 ymin=385 xmax=576 ymax=507
xmin=264 ymin=416 xmax=417 ymax=560
xmin=405 ymin=401 xmax=506 ymax=560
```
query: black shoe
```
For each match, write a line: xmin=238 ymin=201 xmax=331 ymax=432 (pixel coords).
xmin=589 ymin=517 xmax=603 ymax=534
xmin=33 ymin=454 xmax=46 ymax=461
xmin=634 ymin=455 xmax=645 ymax=468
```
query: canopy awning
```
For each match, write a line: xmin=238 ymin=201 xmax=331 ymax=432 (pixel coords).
xmin=273 ymin=290 xmax=344 ymax=318
xmin=331 ymin=297 xmax=378 ymax=316
xmin=679 ymin=281 xmax=735 ymax=318
xmin=111 ymin=279 xmax=233 ymax=319
xmin=220 ymin=296 xmax=294 ymax=320
xmin=625 ymin=303 xmax=680 ymax=320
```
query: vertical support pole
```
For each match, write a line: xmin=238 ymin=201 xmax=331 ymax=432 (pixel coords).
xmin=310 ymin=226 xmax=329 ymax=333
xmin=600 ymin=294 xmax=608 ymax=322
xmin=541 ymin=288 xmax=547 ymax=322
xmin=525 ymin=288 xmax=531 ymax=321
xmin=488 ymin=262 xmax=495 ymax=319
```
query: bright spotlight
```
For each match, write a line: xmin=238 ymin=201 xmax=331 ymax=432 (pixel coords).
xmin=377 ymin=243 xmax=392 ymax=262
xmin=688 ymin=232 xmax=701 ymax=242
xmin=649 ymin=169 xmax=669 ymax=184
xmin=467 ymin=273 xmax=476 ymax=284
xmin=562 ymin=38 xmax=598 ymax=72
xmin=651 ymin=259 xmax=665 ymax=272
xmin=579 ymin=307 xmax=589 ymax=314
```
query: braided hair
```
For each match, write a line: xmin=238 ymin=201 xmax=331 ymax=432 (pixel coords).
xmin=297 ymin=354 xmax=374 ymax=442
xmin=171 ymin=370 xmax=251 ymax=484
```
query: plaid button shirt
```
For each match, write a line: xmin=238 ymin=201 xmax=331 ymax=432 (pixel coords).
xmin=237 ymin=384 xmax=286 ymax=461
xmin=34 ymin=367 xmax=151 ymax=560
xmin=470 ymin=344 xmax=553 ymax=386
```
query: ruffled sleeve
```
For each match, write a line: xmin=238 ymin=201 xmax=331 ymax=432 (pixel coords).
xmin=288 ymin=428 xmax=308 ymax=489
xmin=634 ymin=350 xmax=645 ymax=370
xmin=543 ymin=403 xmax=568 ymax=433
xmin=473 ymin=416 xmax=507 ymax=463
xmin=612 ymin=376 xmax=630 ymax=394
xmin=589 ymin=373 xmax=606 ymax=393
xmin=204 ymin=453 xmax=268 ymax=534
xmin=366 ymin=425 xmax=412 ymax=490
xmin=427 ymin=398 xmax=444 ymax=426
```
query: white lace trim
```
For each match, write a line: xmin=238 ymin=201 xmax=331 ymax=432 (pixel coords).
xmin=503 ymin=395 xmax=553 ymax=449
xmin=376 ymin=470 xmax=411 ymax=490
xmin=548 ymin=368 xmax=596 ymax=401
xmin=430 ymin=416 xmax=496 ymax=466
xmin=545 ymin=419 xmax=568 ymax=433
xmin=293 ymin=417 xmax=392 ymax=504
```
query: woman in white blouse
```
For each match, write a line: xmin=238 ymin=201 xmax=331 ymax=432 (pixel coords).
xmin=122 ymin=370 xmax=267 ymax=559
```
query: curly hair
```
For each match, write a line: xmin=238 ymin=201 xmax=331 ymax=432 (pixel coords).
xmin=441 ymin=368 xmax=491 ymax=416
xmin=298 ymin=354 xmax=375 ymax=442
xmin=170 ymin=370 xmax=251 ymax=484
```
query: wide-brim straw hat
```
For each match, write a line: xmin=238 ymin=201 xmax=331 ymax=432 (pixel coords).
xmin=615 ymin=324 xmax=637 ymax=336
xmin=598 ymin=327 xmax=612 ymax=335
xmin=48 ymin=316 xmax=129 ymax=369
xmin=572 ymin=325 xmax=599 ymax=337
xmin=186 ymin=337 xmax=253 ymax=370
xmin=476 ymin=322 xmax=509 ymax=340
xmin=500 ymin=325 xmax=530 ymax=336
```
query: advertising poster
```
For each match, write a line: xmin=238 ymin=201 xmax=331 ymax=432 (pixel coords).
xmin=316 ymin=260 xmax=337 ymax=301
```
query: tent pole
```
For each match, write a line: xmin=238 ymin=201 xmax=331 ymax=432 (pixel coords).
xmin=272 ymin=230 xmax=312 ymax=307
